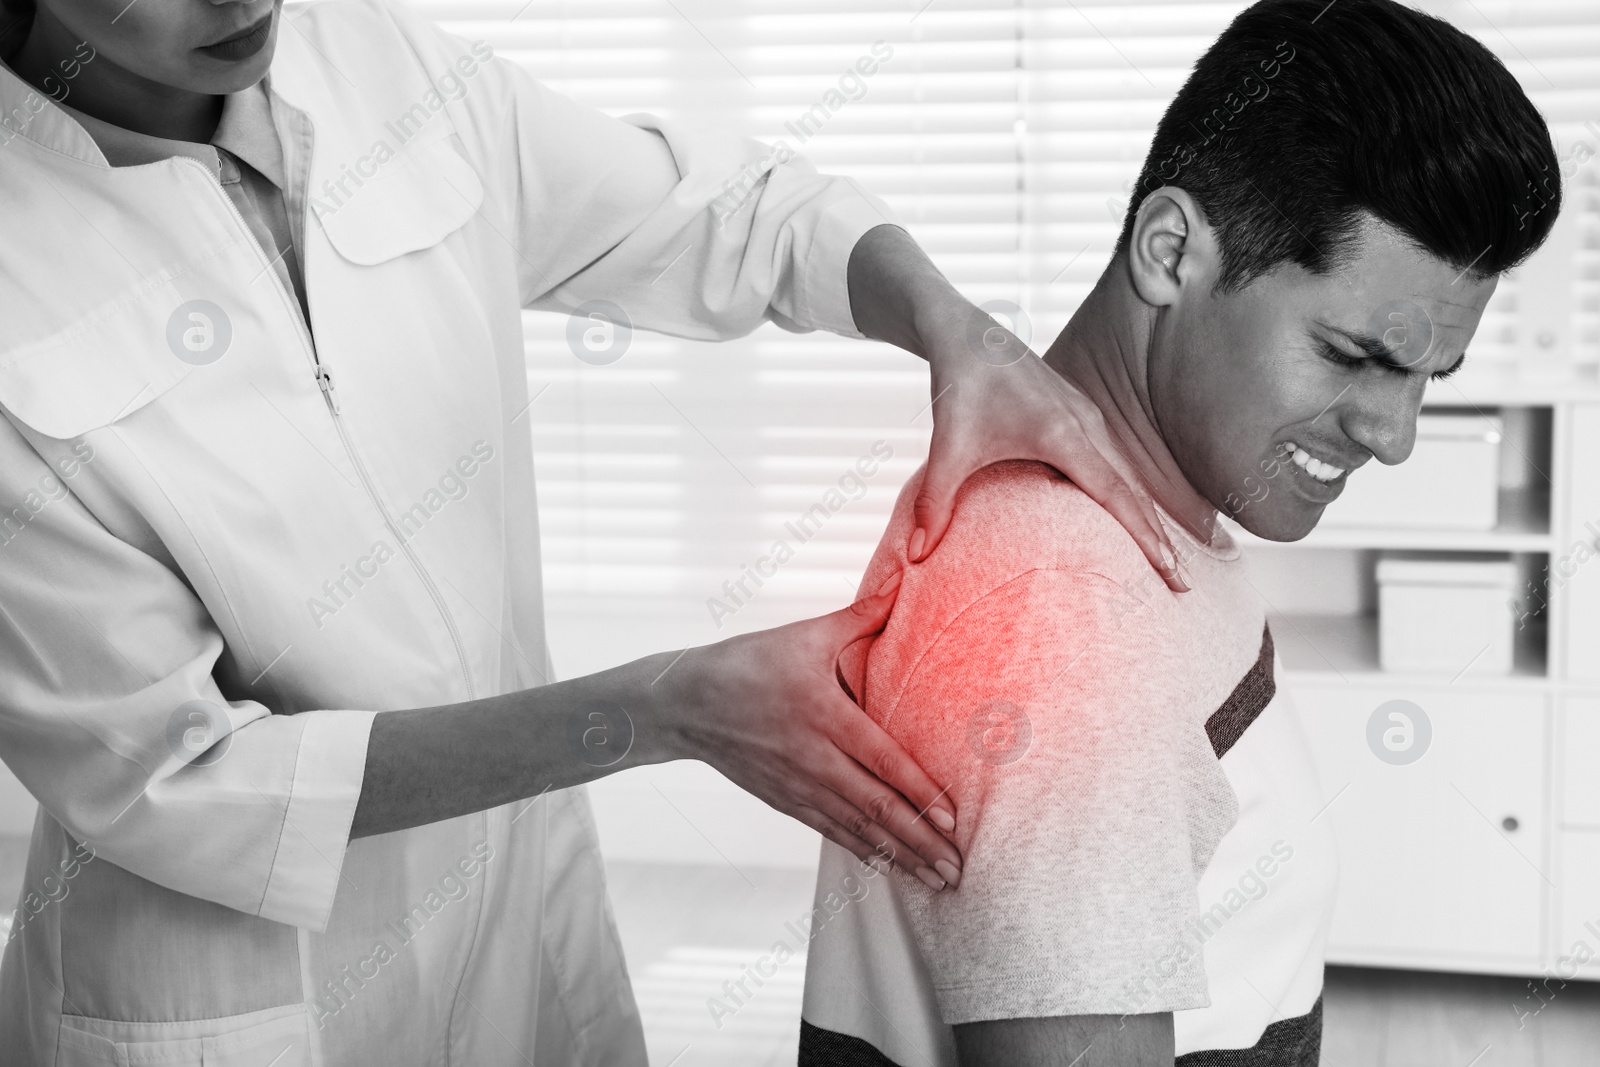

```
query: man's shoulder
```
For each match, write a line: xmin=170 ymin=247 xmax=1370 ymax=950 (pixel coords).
xmin=849 ymin=460 xmax=1151 ymax=698
xmin=922 ymin=459 xmax=1152 ymax=592
xmin=871 ymin=460 xmax=1260 ymax=688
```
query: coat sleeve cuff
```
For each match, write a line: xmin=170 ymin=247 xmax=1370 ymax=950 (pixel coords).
xmin=256 ymin=708 xmax=376 ymax=930
xmin=793 ymin=184 xmax=902 ymax=339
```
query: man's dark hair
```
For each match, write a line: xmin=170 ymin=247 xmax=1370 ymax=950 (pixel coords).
xmin=1114 ymin=0 xmax=1560 ymax=292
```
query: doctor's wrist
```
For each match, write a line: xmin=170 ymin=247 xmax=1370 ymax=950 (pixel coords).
xmin=848 ymin=223 xmax=966 ymax=359
xmin=624 ymin=643 xmax=717 ymax=768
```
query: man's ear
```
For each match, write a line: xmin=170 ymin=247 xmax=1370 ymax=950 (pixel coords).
xmin=1126 ymin=187 xmax=1214 ymax=308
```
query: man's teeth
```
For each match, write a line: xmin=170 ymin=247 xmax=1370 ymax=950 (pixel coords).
xmin=1283 ymin=442 xmax=1345 ymax=483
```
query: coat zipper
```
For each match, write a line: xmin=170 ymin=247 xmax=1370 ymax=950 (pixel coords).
xmin=178 ymin=154 xmax=477 ymax=701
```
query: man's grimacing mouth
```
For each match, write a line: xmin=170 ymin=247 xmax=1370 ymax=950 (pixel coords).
xmin=1277 ymin=440 xmax=1363 ymax=484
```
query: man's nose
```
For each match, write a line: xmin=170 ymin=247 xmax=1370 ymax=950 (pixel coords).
xmin=1339 ymin=382 xmax=1423 ymax=467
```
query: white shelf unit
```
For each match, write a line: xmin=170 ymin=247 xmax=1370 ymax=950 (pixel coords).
xmin=1241 ymin=485 xmax=1553 ymax=553
xmin=1235 ymin=373 xmax=1600 ymax=981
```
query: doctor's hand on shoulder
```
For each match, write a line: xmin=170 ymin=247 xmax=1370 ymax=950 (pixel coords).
xmin=847 ymin=224 xmax=1185 ymax=589
xmin=360 ymin=572 xmax=977 ymax=887
xmin=646 ymin=571 xmax=967 ymax=885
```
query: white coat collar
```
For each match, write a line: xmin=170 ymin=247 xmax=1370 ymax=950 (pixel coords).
xmin=48 ymin=76 xmax=287 ymax=189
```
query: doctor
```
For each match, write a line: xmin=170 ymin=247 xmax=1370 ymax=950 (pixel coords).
xmin=0 ymin=0 xmax=1181 ymax=1062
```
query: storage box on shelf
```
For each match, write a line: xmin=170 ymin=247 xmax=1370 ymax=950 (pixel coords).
xmin=1376 ymin=556 xmax=1517 ymax=677
xmin=1230 ymin=378 xmax=1600 ymax=979
xmin=1321 ymin=412 xmax=1503 ymax=531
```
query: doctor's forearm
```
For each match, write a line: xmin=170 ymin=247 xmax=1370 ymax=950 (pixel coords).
xmin=348 ymin=599 xmax=966 ymax=886
xmin=351 ymin=652 xmax=673 ymax=839
xmin=846 ymin=223 xmax=971 ymax=359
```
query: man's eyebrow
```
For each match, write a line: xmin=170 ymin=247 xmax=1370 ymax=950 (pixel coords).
xmin=1320 ymin=323 xmax=1465 ymax=378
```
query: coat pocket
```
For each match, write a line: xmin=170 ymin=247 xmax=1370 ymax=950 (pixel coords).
xmin=56 ymin=1003 xmax=310 ymax=1067
xmin=0 ymin=283 xmax=206 ymax=441
xmin=315 ymin=129 xmax=485 ymax=266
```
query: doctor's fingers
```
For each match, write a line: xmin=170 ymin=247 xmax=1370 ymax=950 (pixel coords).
xmin=793 ymin=774 xmax=959 ymax=892
xmin=1030 ymin=379 xmax=1183 ymax=591
xmin=812 ymin=584 xmax=961 ymax=838
xmin=811 ymin=712 xmax=964 ymax=880
xmin=1046 ymin=443 xmax=1185 ymax=593
xmin=925 ymin=426 xmax=1179 ymax=592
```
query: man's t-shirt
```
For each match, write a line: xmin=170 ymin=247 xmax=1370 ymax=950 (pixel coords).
xmin=799 ymin=461 xmax=1338 ymax=1065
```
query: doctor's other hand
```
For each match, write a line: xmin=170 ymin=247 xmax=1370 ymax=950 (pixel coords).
xmin=645 ymin=572 xmax=963 ymax=890
xmin=916 ymin=308 xmax=1184 ymax=589
xmin=845 ymin=223 xmax=1182 ymax=589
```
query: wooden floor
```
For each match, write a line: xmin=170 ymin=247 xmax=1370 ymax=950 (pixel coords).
xmin=3 ymin=840 xmax=1595 ymax=1065
xmin=604 ymin=860 xmax=1600 ymax=1067
xmin=1321 ymin=964 xmax=1600 ymax=1067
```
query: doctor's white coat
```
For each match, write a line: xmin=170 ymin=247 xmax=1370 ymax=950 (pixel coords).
xmin=0 ymin=1 xmax=893 ymax=1062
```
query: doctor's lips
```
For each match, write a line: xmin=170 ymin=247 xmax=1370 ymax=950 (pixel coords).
xmin=198 ymin=13 xmax=274 ymax=61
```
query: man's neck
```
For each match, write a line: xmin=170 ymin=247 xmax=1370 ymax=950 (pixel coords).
xmin=6 ymin=8 xmax=222 ymax=143
xmin=1041 ymin=266 xmax=1222 ymax=547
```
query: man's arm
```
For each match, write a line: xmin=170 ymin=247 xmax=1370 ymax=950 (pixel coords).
xmin=831 ymin=470 xmax=1230 ymax=1038
xmin=955 ymin=1013 xmax=1174 ymax=1067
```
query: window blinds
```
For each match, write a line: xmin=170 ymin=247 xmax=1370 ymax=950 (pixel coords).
xmin=402 ymin=0 xmax=1599 ymax=685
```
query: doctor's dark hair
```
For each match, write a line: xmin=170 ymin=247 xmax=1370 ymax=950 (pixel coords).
xmin=1114 ymin=0 xmax=1560 ymax=292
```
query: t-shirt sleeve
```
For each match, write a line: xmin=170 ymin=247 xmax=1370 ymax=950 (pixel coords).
xmin=875 ymin=566 xmax=1240 ymax=1024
